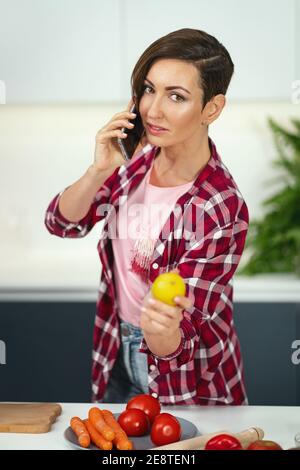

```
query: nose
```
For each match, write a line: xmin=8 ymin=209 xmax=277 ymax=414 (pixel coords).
xmin=147 ymin=95 xmax=164 ymax=119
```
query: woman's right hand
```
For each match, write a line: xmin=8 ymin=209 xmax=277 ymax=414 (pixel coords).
xmin=93 ymin=98 xmax=136 ymax=174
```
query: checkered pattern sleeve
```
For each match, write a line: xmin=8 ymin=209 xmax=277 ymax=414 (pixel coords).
xmin=44 ymin=167 xmax=120 ymax=238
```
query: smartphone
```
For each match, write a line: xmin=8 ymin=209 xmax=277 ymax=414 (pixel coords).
xmin=117 ymin=102 xmax=145 ymax=161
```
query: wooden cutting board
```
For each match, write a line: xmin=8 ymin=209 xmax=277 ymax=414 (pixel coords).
xmin=0 ymin=403 xmax=62 ymax=433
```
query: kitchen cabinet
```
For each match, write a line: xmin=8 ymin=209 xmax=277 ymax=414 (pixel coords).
xmin=124 ymin=0 xmax=295 ymax=101
xmin=0 ymin=0 xmax=121 ymax=103
xmin=0 ymin=301 xmax=299 ymax=405
xmin=0 ymin=0 xmax=296 ymax=103
xmin=0 ymin=301 xmax=95 ymax=403
xmin=234 ymin=303 xmax=300 ymax=406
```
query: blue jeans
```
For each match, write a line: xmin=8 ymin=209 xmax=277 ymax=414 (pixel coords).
xmin=100 ymin=321 xmax=149 ymax=403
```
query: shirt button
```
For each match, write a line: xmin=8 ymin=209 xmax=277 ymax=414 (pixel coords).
xmin=152 ymin=263 xmax=159 ymax=269
xmin=151 ymin=392 xmax=158 ymax=398
xmin=149 ymin=365 xmax=156 ymax=371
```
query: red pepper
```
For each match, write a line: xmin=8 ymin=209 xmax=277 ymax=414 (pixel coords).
xmin=205 ymin=433 xmax=243 ymax=450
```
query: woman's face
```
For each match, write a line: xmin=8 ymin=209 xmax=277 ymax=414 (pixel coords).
xmin=139 ymin=58 xmax=206 ymax=146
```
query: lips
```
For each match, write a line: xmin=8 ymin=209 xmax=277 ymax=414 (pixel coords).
xmin=147 ymin=122 xmax=168 ymax=131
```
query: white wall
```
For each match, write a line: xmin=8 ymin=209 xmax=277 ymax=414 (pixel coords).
xmin=1 ymin=101 xmax=299 ymax=289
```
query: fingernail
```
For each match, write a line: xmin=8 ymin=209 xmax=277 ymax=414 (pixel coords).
xmin=174 ymin=297 xmax=180 ymax=303
xmin=131 ymin=113 xmax=137 ymax=117
xmin=149 ymin=298 xmax=156 ymax=305
xmin=141 ymin=307 xmax=147 ymax=312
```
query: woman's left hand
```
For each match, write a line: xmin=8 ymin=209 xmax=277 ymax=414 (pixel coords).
xmin=140 ymin=293 xmax=192 ymax=337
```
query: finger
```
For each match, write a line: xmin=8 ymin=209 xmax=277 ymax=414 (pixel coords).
xmin=146 ymin=298 xmax=181 ymax=318
xmin=140 ymin=309 xmax=167 ymax=333
xmin=96 ymin=129 xmax=127 ymax=142
xmin=145 ymin=310 xmax=175 ymax=332
xmin=106 ymin=119 xmax=134 ymax=131
xmin=147 ymin=319 xmax=166 ymax=334
xmin=143 ymin=290 xmax=152 ymax=304
xmin=149 ymin=314 xmax=183 ymax=334
xmin=109 ymin=110 xmax=136 ymax=124
xmin=142 ymin=306 xmax=170 ymax=327
xmin=174 ymin=296 xmax=193 ymax=310
xmin=140 ymin=317 xmax=166 ymax=335
xmin=142 ymin=305 xmax=183 ymax=327
xmin=146 ymin=309 xmax=173 ymax=328
xmin=170 ymin=268 xmax=180 ymax=274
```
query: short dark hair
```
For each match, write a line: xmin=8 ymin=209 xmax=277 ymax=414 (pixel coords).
xmin=131 ymin=28 xmax=234 ymax=111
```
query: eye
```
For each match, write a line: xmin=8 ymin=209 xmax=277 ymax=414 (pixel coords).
xmin=171 ymin=94 xmax=185 ymax=103
xmin=142 ymin=84 xmax=185 ymax=102
xmin=143 ymin=85 xmax=153 ymax=94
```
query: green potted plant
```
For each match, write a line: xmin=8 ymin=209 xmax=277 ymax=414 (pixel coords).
xmin=239 ymin=117 xmax=300 ymax=277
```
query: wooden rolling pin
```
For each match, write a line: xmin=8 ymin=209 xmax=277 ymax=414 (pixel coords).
xmin=150 ymin=426 xmax=264 ymax=450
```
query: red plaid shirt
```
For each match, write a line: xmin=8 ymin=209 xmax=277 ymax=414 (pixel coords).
xmin=45 ymin=137 xmax=249 ymax=405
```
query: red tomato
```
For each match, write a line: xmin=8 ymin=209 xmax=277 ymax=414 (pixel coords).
xmin=126 ymin=394 xmax=161 ymax=424
xmin=205 ymin=434 xmax=243 ymax=450
xmin=117 ymin=409 xmax=150 ymax=437
xmin=150 ymin=413 xmax=181 ymax=446
xmin=247 ymin=440 xmax=283 ymax=450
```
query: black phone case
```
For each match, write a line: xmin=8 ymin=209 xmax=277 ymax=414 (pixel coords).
xmin=117 ymin=103 xmax=145 ymax=161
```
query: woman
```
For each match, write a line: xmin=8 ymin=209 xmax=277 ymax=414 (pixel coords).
xmin=45 ymin=28 xmax=249 ymax=405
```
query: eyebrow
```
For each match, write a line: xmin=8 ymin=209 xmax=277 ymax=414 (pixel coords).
xmin=144 ymin=77 xmax=191 ymax=94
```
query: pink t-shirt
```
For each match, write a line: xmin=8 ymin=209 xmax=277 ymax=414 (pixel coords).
xmin=112 ymin=159 xmax=195 ymax=327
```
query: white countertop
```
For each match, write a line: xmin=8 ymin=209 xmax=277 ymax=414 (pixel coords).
xmin=0 ymin=403 xmax=299 ymax=450
xmin=1 ymin=275 xmax=300 ymax=303
xmin=1 ymin=250 xmax=300 ymax=302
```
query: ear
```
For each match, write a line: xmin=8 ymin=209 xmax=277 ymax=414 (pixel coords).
xmin=203 ymin=94 xmax=226 ymax=125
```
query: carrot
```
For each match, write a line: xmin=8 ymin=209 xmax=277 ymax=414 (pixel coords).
xmin=84 ymin=419 xmax=113 ymax=450
xmin=101 ymin=409 xmax=134 ymax=450
xmin=88 ymin=407 xmax=115 ymax=441
xmin=70 ymin=416 xmax=90 ymax=448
